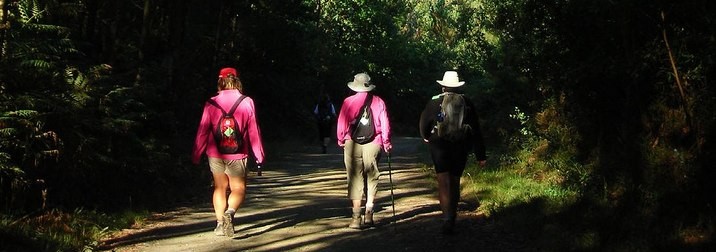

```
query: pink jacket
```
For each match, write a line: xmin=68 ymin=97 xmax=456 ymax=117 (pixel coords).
xmin=192 ymin=90 xmax=265 ymax=164
xmin=336 ymin=92 xmax=392 ymax=152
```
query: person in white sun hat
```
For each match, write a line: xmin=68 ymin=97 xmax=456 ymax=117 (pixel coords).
xmin=419 ymin=71 xmax=486 ymax=235
xmin=336 ymin=72 xmax=393 ymax=229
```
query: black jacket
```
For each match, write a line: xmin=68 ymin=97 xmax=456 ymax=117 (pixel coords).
xmin=419 ymin=93 xmax=486 ymax=160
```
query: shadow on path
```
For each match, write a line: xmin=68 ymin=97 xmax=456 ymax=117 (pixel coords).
xmin=100 ymin=137 xmax=486 ymax=251
xmin=101 ymin=138 xmax=538 ymax=251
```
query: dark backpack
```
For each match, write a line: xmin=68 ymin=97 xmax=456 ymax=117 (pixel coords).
xmin=207 ymin=96 xmax=247 ymax=154
xmin=350 ymin=94 xmax=376 ymax=145
xmin=317 ymin=101 xmax=334 ymax=122
xmin=436 ymin=93 xmax=471 ymax=142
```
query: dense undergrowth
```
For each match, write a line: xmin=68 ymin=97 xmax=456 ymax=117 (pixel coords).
xmin=2 ymin=0 xmax=714 ymax=251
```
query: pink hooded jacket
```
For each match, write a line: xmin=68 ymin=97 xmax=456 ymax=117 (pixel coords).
xmin=192 ymin=90 xmax=265 ymax=164
xmin=336 ymin=92 xmax=392 ymax=152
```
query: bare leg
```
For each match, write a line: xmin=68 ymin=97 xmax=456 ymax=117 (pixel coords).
xmin=227 ymin=175 xmax=247 ymax=211
xmin=352 ymin=199 xmax=362 ymax=209
xmin=212 ymin=173 xmax=230 ymax=222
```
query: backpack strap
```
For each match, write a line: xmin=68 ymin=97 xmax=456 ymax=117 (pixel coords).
xmin=206 ymin=99 xmax=226 ymax=115
xmin=227 ymin=95 xmax=247 ymax=115
xmin=352 ymin=94 xmax=374 ymax=126
xmin=207 ymin=95 xmax=247 ymax=116
xmin=360 ymin=94 xmax=373 ymax=114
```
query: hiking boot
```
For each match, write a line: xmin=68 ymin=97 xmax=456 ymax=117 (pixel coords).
xmin=214 ymin=223 xmax=225 ymax=236
xmin=364 ymin=210 xmax=374 ymax=227
xmin=222 ymin=212 xmax=235 ymax=237
xmin=348 ymin=213 xmax=362 ymax=229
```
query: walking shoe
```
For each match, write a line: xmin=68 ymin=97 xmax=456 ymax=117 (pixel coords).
xmin=222 ymin=212 xmax=235 ymax=237
xmin=363 ymin=210 xmax=374 ymax=227
xmin=214 ymin=223 xmax=225 ymax=236
xmin=348 ymin=213 xmax=362 ymax=229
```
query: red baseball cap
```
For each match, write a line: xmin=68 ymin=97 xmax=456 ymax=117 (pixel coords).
xmin=218 ymin=67 xmax=238 ymax=78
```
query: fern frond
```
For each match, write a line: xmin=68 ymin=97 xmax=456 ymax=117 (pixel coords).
xmin=0 ymin=165 xmax=26 ymax=178
xmin=17 ymin=23 xmax=71 ymax=37
xmin=31 ymin=0 xmax=42 ymax=20
xmin=18 ymin=0 xmax=31 ymax=21
xmin=7 ymin=110 xmax=39 ymax=119
xmin=0 ymin=128 xmax=18 ymax=137
xmin=58 ymin=39 xmax=79 ymax=54
xmin=70 ymin=93 xmax=90 ymax=105
xmin=20 ymin=59 xmax=53 ymax=69
xmin=105 ymin=87 xmax=135 ymax=98
xmin=0 ymin=152 xmax=24 ymax=177
xmin=16 ymin=0 xmax=46 ymax=23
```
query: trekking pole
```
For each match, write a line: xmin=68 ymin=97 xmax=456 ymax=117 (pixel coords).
xmin=387 ymin=152 xmax=396 ymax=223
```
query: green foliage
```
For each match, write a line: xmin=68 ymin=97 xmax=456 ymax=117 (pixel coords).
xmin=0 ymin=208 xmax=146 ymax=251
xmin=1 ymin=0 xmax=206 ymax=214
xmin=476 ymin=0 xmax=716 ymax=249
xmin=463 ymin=167 xmax=577 ymax=216
xmin=1 ymin=0 xmax=714 ymax=250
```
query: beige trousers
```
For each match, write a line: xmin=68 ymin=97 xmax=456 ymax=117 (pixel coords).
xmin=343 ymin=140 xmax=381 ymax=200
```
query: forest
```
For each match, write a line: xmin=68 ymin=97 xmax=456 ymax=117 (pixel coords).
xmin=1 ymin=0 xmax=714 ymax=250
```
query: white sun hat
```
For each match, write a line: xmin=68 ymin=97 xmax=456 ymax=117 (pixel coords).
xmin=436 ymin=71 xmax=465 ymax=87
xmin=347 ymin=73 xmax=376 ymax=92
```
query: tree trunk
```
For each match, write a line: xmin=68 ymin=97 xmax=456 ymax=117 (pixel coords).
xmin=84 ymin=0 xmax=98 ymax=53
xmin=0 ymin=0 xmax=8 ymax=60
xmin=212 ymin=1 xmax=224 ymax=66
xmin=167 ymin=2 xmax=186 ymax=88
xmin=136 ymin=0 xmax=152 ymax=85
xmin=660 ymin=10 xmax=693 ymax=131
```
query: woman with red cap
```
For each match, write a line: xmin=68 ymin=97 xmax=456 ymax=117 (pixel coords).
xmin=192 ymin=67 xmax=265 ymax=238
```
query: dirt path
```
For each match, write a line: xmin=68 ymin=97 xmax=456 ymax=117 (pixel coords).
xmin=100 ymin=137 xmax=527 ymax=251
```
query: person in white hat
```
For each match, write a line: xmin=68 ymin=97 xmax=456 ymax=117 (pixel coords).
xmin=419 ymin=71 xmax=486 ymax=234
xmin=336 ymin=72 xmax=393 ymax=229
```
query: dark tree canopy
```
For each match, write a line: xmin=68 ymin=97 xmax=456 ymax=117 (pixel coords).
xmin=1 ymin=0 xmax=714 ymax=250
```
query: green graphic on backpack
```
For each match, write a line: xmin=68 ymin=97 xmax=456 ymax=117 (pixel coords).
xmin=435 ymin=93 xmax=471 ymax=142
xmin=350 ymin=94 xmax=376 ymax=145
xmin=207 ymin=96 xmax=247 ymax=154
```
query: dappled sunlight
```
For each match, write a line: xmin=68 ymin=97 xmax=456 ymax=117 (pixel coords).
xmin=100 ymin=137 xmax=450 ymax=251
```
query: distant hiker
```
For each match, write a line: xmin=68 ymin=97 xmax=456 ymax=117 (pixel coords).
xmin=336 ymin=72 xmax=393 ymax=229
xmin=419 ymin=71 xmax=486 ymax=235
xmin=192 ymin=67 xmax=265 ymax=238
xmin=313 ymin=93 xmax=337 ymax=154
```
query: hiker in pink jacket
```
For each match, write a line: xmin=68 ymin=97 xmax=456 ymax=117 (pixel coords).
xmin=192 ymin=67 xmax=265 ymax=238
xmin=336 ymin=72 xmax=393 ymax=229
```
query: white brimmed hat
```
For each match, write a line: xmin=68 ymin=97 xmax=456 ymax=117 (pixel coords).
xmin=436 ymin=71 xmax=465 ymax=87
xmin=347 ymin=73 xmax=375 ymax=92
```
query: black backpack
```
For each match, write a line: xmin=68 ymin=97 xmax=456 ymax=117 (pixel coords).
xmin=207 ymin=96 xmax=247 ymax=154
xmin=350 ymin=94 xmax=376 ymax=145
xmin=317 ymin=101 xmax=334 ymax=122
xmin=435 ymin=93 xmax=471 ymax=142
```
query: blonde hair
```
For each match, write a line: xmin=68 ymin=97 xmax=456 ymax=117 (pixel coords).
xmin=217 ymin=74 xmax=244 ymax=93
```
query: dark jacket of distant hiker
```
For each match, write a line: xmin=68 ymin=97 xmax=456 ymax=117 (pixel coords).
xmin=419 ymin=93 xmax=486 ymax=174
